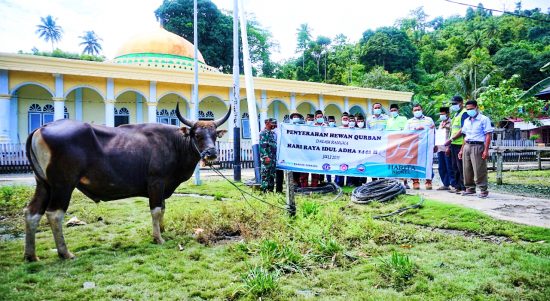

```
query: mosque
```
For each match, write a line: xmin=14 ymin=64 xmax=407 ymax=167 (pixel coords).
xmin=0 ymin=26 xmax=412 ymax=144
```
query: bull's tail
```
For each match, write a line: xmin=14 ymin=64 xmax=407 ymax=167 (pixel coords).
xmin=25 ymin=129 xmax=47 ymax=184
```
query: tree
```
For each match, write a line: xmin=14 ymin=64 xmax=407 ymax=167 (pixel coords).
xmin=296 ymin=23 xmax=312 ymax=69
xmin=35 ymin=15 xmax=63 ymax=52
xmin=359 ymin=27 xmax=419 ymax=74
xmin=79 ymin=31 xmax=102 ymax=56
xmin=361 ymin=66 xmax=410 ymax=91
xmin=155 ymin=0 xmax=275 ymax=74
xmin=478 ymin=75 xmax=543 ymax=127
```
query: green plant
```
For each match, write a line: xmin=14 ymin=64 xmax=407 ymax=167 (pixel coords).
xmin=258 ymin=239 xmax=303 ymax=273
xmin=314 ymin=236 xmax=343 ymax=260
xmin=240 ymin=266 xmax=279 ymax=297
xmin=529 ymin=134 xmax=541 ymax=141
xmin=299 ymin=200 xmax=320 ymax=218
xmin=378 ymin=251 xmax=416 ymax=290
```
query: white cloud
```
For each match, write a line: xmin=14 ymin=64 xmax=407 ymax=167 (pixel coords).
xmin=0 ymin=0 xmax=547 ymax=61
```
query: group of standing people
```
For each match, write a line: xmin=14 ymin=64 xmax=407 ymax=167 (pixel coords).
xmin=259 ymin=95 xmax=493 ymax=198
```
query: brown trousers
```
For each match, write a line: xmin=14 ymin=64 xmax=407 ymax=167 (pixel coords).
xmin=462 ymin=144 xmax=488 ymax=192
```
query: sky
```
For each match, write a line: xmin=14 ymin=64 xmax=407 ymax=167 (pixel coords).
xmin=0 ymin=0 xmax=548 ymax=62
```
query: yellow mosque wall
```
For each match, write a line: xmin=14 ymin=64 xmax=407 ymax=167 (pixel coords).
xmin=63 ymin=75 xmax=107 ymax=98
xmin=199 ymin=86 xmax=228 ymax=102
xmin=114 ymin=78 xmax=149 ymax=100
xmin=9 ymin=71 xmax=55 ymax=95
xmin=157 ymin=83 xmax=192 ymax=103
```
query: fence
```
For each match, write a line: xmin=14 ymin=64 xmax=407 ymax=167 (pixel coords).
xmin=0 ymin=143 xmax=32 ymax=174
xmin=489 ymin=139 xmax=537 ymax=162
xmin=215 ymin=141 xmax=255 ymax=168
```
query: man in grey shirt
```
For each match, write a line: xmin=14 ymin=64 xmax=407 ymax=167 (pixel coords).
xmin=458 ymin=100 xmax=494 ymax=198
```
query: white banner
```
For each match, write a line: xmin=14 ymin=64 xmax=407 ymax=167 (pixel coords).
xmin=276 ymin=124 xmax=435 ymax=179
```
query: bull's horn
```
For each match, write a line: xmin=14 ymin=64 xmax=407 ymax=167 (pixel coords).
xmin=213 ymin=105 xmax=232 ymax=127
xmin=175 ymin=102 xmax=195 ymax=127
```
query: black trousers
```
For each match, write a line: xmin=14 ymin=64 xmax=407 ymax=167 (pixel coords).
xmin=275 ymin=169 xmax=284 ymax=193
xmin=450 ymin=144 xmax=465 ymax=191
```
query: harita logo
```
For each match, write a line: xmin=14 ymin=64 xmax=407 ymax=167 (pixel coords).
xmin=386 ymin=133 xmax=420 ymax=165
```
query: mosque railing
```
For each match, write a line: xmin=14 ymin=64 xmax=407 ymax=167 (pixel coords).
xmin=0 ymin=143 xmax=32 ymax=174
xmin=215 ymin=141 xmax=254 ymax=169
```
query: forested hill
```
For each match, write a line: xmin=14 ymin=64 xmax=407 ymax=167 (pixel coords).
xmin=157 ymin=1 xmax=549 ymax=119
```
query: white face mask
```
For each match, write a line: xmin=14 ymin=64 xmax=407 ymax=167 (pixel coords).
xmin=306 ymin=120 xmax=313 ymax=125
xmin=373 ymin=108 xmax=382 ymax=115
xmin=328 ymin=121 xmax=336 ymax=127
xmin=349 ymin=121 xmax=356 ymax=127
xmin=357 ymin=122 xmax=365 ymax=128
xmin=341 ymin=120 xmax=349 ymax=126
xmin=439 ymin=115 xmax=448 ymax=121
xmin=390 ymin=111 xmax=399 ymax=118
xmin=413 ymin=111 xmax=423 ymax=118
xmin=450 ymin=104 xmax=460 ymax=112
xmin=292 ymin=117 xmax=300 ymax=124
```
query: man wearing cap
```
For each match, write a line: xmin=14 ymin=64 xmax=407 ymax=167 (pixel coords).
xmin=436 ymin=107 xmax=455 ymax=190
xmin=386 ymin=104 xmax=408 ymax=131
xmin=406 ymin=104 xmax=435 ymax=190
xmin=327 ymin=116 xmax=337 ymax=127
xmin=259 ymin=118 xmax=277 ymax=192
xmin=444 ymin=95 xmax=469 ymax=194
xmin=367 ymin=102 xmax=388 ymax=130
xmin=311 ymin=110 xmax=326 ymax=187
xmin=458 ymin=100 xmax=493 ymax=198
xmin=290 ymin=112 xmax=304 ymax=124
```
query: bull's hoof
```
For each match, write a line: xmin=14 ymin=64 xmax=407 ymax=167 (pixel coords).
xmin=58 ymin=252 xmax=76 ymax=260
xmin=154 ymin=237 xmax=165 ymax=244
xmin=24 ymin=254 xmax=40 ymax=262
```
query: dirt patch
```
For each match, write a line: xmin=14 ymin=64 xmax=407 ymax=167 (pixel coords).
xmin=423 ymin=226 xmax=516 ymax=244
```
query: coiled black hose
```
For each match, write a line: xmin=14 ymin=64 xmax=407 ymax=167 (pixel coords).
xmin=294 ymin=182 xmax=343 ymax=201
xmin=351 ymin=179 xmax=406 ymax=204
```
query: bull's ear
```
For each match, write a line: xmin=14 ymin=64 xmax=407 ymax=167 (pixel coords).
xmin=216 ymin=129 xmax=228 ymax=138
xmin=180 ymin=127 xmax=191 ymax=136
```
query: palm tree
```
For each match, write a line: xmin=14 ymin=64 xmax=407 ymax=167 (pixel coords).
xmin=35 ymin=15 xmax=63 ymax=52
xmin=79 ymin=31 xmax=103 ymax=56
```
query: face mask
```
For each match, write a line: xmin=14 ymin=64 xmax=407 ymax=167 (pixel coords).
xmin=306 ymin=120 xmax=313 ymax=125
xmin=328 ymin=121 xmax=336 ymax=127
xmin=413 ymin=111 xmax=423 ymax=118
xmin=349 ymin=121 xmax=356 ymax=127
xmin=439 ymin=115 xmax=448 ymax=121
xmin=316 ymin=117 xmax=324 ymax=124
xmin=357 ymin=122 xmax=365 ymax=128
xmin=292 ymin=117 xmax=300 ymax=124
xmin=467 ymin=109 xmax=477 ymax=117
xmin=390 ymin=111 xmax=399 ymax=118
xmin=450 ymin=104 xmax=460 ymax=112
xmin=373 ymin=108 xmax=382 ymax=115
xmin=341 ymin=120 xmax=349 ymax=126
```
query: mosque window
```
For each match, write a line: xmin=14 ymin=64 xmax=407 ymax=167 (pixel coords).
xmin=115 ymin=107 xmax=130 ymax=127
xmin=169 ymin=110 xmax=180 ymax=126
xmin=27 ymin=104 xmax=68 ymax=133
xmin=156 ymin=109 xmax=170 ymax=125
xmin=283 ymin=114 xmax=290 ymax=123
xmin=198 ymin=110 xmax=205 ymax=119
xmin=205 ymin=111 xmax=214 ymax=120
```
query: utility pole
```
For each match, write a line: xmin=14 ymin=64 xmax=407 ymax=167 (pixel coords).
xmin=193 ymin=0 xmax=201 ymax=185
xmin=239 ymin=0 xmax=261 ymax=183
xmin=232 ymin=0 xmax=241 ymax=182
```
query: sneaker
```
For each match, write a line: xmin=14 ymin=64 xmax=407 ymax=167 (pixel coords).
xmin=461 ymin=190 xmax=476 ymax=196
xmin=448 ymin=187 xmax=458 ymax=193
xmin=437 ymin=186 xmax=450 ymax=191
xmin=479 ymin=191 xmax=489 ymax=198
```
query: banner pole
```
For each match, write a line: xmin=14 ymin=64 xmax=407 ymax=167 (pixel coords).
xmin=232 ymin=0 xmax=241 ymax=182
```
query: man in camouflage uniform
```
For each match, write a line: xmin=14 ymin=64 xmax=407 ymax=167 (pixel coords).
xmin=259 ymin=118 xmax=277 ymax=192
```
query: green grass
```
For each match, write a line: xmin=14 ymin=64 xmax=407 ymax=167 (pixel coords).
xmin=488 ymin=169 xmax=550 ymax=199
xmin=0 ymin=180 xmax=549 ymax=300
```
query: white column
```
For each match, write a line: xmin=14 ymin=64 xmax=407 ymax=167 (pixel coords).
xmin=344 ymin=97 xmax=350 ymax=113
xmin=136 ymin=94 xmax=143 ymax=123
xmin=260 ymin=90 xmax=268 ymax=122
xmin=147 ymin=102 xmax=157 ymax=123
xmin=75 ymin=88 xmax=83 ymax=121
xmin=53 ymin=74 xmax=65 ymax=121
xmin=290 ymin=92 xmax=296 ymax=111
xmin=227 ymin=88 xmax=234 ymax=142
xmin=105 ymin=100 xmax=115 ymax=127
xmin=260 ymin=109 xmax=268 ymax=124
xmin=105 ymin=78 xmax=115 ymax=126
xmin=367 ymin=99 xmax=372 ymax=118
xmin=0 ymin=95 xmax=11 ymax=142
xmin=10 ymin=96 xmax=18 ymax=143
xmin=319 ymin=94 xmax=325 ymax=111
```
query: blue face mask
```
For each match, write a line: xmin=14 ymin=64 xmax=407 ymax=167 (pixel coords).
xmin=450 ymin=104 xmax=460 ymax=112
xmin=467 ymin=109 xmax=477 ymax=117
xmin=306 ymin=120 xmax=313 ymax=125
xmin=316 ymin=118 xmax=324 ymax=124
xmin=373 ymin=108 xmax=382 ymax=115
xmin=328 ymin=121 xmax=336 ymax=127
xmin=390 ymin=111 xmax=399 ymax=118
xmin=413 ymin=111 xmax=423 ymax=118
xmin=439 ymin=115 xmax=448 ymax=121
xmin=292 ymin=117 xmax=300 ymax=124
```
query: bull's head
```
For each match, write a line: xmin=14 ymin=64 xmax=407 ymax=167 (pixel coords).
xmin=176 ymin=103 xmax=230 ymax=163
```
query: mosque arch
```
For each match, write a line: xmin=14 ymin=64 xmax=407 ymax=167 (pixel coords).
xmin=324 ymin=103 xmax=343 ymax=119
xmin=267 ymin=99 xmax=290 ymax=123
xmin=64 ymin=85 xmax=105 ymax=99
xmin=349 ymin=105 xmax=365 ymax=117
xmin=296 ymin=102 xmax=317 ymax=117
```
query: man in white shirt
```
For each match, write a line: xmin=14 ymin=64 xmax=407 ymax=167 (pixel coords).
xmin=367 ymin=102 xmax=388 ymax=130
xmin=458 ymin=100 xmax=494 ymax=198
xmin=406 ymin=104 xmax=435 ymax=190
